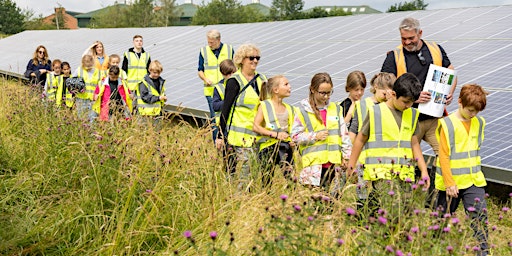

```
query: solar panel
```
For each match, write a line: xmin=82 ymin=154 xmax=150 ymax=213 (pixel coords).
xmin=0 ymin=5 xmax=511 ymax=178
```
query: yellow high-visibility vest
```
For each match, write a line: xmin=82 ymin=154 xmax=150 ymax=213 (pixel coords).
xmin=75 ymin=68 xmax=102 ymax=100
xmin=226 ymin=71 xmax=266 ymax=147
xmin=124 ymin=51 xmax=149 ymax=91
xmin=256 ymin=99 xmax=295 ymax=151
xmin=363 ymin=104 xmax=418 ymax=181
xmin=297 ymin=102 xmax=343 ymax=167
xmin=56 ymin=76 xmax=74 ymax=108
xmin=201 ymin=44 xmax=233 ymax=96
xmin=45 ymin=73 xmax=61 ymax=102
xmin=393 ymin=40 xmax=442 ymax=78
xmin=435 ymin=114 xmax=486 ymax=190
xmin=136 ymin=78 xmax=166 ymax=116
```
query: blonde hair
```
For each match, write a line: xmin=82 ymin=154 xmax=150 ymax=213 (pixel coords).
xmin=81 ymin=54 xmax=94 ymax=70
xmin=207 ymin=29 xmax=221 ymax=40
xmin=309 ymin=73 xmax=333 ymax=122
xmin=369 ymin=72 xmax=396 ymax=94
xmin=233 ymin=43 xmax=260 ymax=69
xmin=91 ymin=41 xmax=107 ymax=58
xmin=260 ymin=75 xmax=285 ymax=101
xmin=149 ymin=60 xmax=163 ymax=73
xmin=32 ymin=45 xmax=50 ymax=65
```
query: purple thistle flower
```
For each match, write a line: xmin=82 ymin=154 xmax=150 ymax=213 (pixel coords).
xmin=411 ymin=184 xmax=418 ymax=190
xmin=417 ymin=180 xmax=425 ymax=186
xmin=428 ymin=225 xmax=440 ymax=231
xmin=508 ymin=241 xmax=512 ymax=247
xmin=385 ymin=245 xmax=394 ymax=253
xmin=509 ymin=192 xmax=512 ymax=197
xmin=499 ymin=215 xmax=503 ymax=220
xmin=430 ymin=211 xmax=439 ymax=217
xmin=492 ymin=225 xmax=497 ymax=231
xmin=321 ymin=195 xmax=330 ymax=202
xmin=346 ymin=207 xmax=356 ymax=216
xmin=451 ymin=217 xmax=460 ymax=225
xmin=183 ymin=230 xmax=192 ymax=239
xmin=337 ymin=238 xmax=344 ymax=246
xmin=210 ymin=231 xmax=217 ymax=240
xmin=410 ymin=227 xmax=419 ymax=233
xmin=467 ymin=206 xmax=476 ymax=212
xmin=404 ymin=177 xmax=412 ymax=183
xmin=447 ymin=245 xmax=454 ymax=252
xmin=443 ymin=213 xmax=451 ymax=218
xmin=472 ymin=246 xmax=480 ymax=252
xmin=413 ymin=209 xmax=420 ymax=215
xmin=377 ymin=208 xmax=387 ymax=216
xmin=465 ymin=245 xmax=470 ymax=250
xmin=351 ymin=229 xmax=357 ymax=234
xmin=391 ymin=159 xmax=395 ymax=165
xmin=258 ymin=227 xmax=263 ymax=233
xmin=146 ymin=189 xmax=152 ymax=193
xmin=474 ymin=197 xmax=481 ymax=203
xmin=280 ymin=194 xmax=288 ymax=201
xmin=377 ymin=158 xmax=382 ymax=163
xmin=502 ymin=207 xmax=510 ymax=212
xmin=406 ymin=234 xmax=413 ymax=241
xmin=286 ymin=216 xmax=292 ymax=221
xmin=293 ymin=205 xmax=301 ymax=212
xmin=388 ymin=190 xmax=395 ymax=196
xmin=395 ymin=250 xmax=404 ymax=256
xmin=378 ymin=216 xmax=387 ymax=225
xmin=308 ymin=216 xmax=314 ymax=222
xmin=443 ymin=227 xmax=451 ymax=233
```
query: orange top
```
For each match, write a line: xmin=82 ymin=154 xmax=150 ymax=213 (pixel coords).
xmin=439 ymin=119 xmax=471 ymax=188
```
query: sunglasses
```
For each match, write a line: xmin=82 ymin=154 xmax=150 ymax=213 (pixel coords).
xmin=417 ymin=51 xmax=426 ymax=66
xmin=38 ymin=50 xmax=45 ymax=54
xmin=248 ymin=56 xmax=260 ymax=61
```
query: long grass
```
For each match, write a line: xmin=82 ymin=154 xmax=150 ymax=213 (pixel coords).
xmin=0 ymin=77 xmax=510 ymax=255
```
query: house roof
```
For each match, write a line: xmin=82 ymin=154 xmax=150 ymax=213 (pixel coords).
xmin=246 ymin=3 xmax=270 ymax=16
xmin=177 ymin=3 xmax=198 ymax=18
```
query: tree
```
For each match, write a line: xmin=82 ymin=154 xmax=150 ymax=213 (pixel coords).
xmin=153 ymin=0 xmax=180 ymax=27
xmin=0 ymin=0 xmax=25 ymax=34
xmin=90 ymin=4 xmax=130 ymax=28
xmin=192 ymin=0 xmax=264 ymax=25
xmin=387 ymin=0 xmax=428 ymax=12
xmin=269 ymin=0 xmax=304 ymax=21
xmin=124 ymin=0 xmax=155 ymax=27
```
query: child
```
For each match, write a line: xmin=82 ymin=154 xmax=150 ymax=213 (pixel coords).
xmin=73 ymin=55 xmax=102 ymax=121
xmin=106 ymin=54 xmax=128 ymax=81
xmin=136 ymin=60 xmax=167 ymax=118
xmin=435 ymin=84 xmax=489 ymax=254
xmin=291 ymin=72 xmax=352 ymax=195
xmin=348 ymin=72 xmax=396 ymax=206
xmin=93 ymin=66 xmax=132 ymax=121
xmin=340 ymin=70 xmax=366 ymax=125
xmin=56 ymin=62 xmax=74 ymax=108
xmin=43 ymin=59 xmax=62 ymax=103
xmin=348 ymin=73 xmax=430 ymax=214
xmin=213 ymin=59 xmax=237 ymax=147
xmin=253 ymin=75 xmax=295 ymax=187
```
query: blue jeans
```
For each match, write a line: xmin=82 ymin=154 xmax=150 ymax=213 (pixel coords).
xmin=206 ymin=96 xmax=216 ymax=142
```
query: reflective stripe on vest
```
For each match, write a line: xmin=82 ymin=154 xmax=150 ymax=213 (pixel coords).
xmin=226 ymin=71 xmax=266 ymax=147
xmin=297 ymin=102 xmax=343 ymax=167
xmin=435 ymin=114 xmax=486 ymax=190
xmin=201 ymin=44 xmax=233 ymax=96
xmin=394 ymin=40 xmax=442 ymax=78
xmin=355 ymin=97 xmax=375 ymax=133
xmin=76 ymin=68 xmax=101 ymax=100
xmin=363 ymin=104 xmax=418 ymax=181
xmin=125 ymin=51 xmax=149 ymax=91
xmin=256 ymin=100 xmax=295 ymax=151
xmin=136 ymin=78 xmax=165 ymax=116
xmin=45 ymin=73 xmax=60 ymax=101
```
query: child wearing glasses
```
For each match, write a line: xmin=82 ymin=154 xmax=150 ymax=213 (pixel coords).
xmin=291 ymin=73 xmax=352 ymax=196
xmin=339 ymin=71 xmax=367 ymax=127
xmin=253 ymin=75 xmax=295 ymax=187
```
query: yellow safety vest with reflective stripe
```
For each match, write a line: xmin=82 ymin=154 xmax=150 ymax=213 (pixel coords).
xmin=226 ymin=71 xmax=266 ymax=147
xmin=435 ymin=114 xmax=486 ymax=190
xmin=214 ymin=81 xmax=226 ymax=124
xmin=75 ymin=68 xmax=102 ymax=100
xmin=297 ymin=102 xmax=343 ymax=167
xmin=354 ymin=97 xmax=376 ymax=164
xmin=201 ymin=44 xmax=233 ymax=96
xmin=56 ymin=76 xmax=74 ymax=108
xmin=125 ymin=51 xmax=150 ymax=91
xmin=394 ymin=40 xmax=442 ymax=78
xmin=45 ymin=73 xmax=61 ymax=103
xmin=256 ymin=99 xmax=295 ymax=151
xmin=363 ymin=104 xmax=418 ymax=181
xmin=92 ymin=78 xmax=132 ymax=114
xmin=136 ymin=79 xmax=165 ymax=116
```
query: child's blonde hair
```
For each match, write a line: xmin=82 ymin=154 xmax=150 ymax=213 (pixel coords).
xmin=149 ymin=60 xmax=163 ymax=73
xmin=370 ymin=72 xmax=396 ymax=94
xmin=81 ymin=55 xmax=94 ymax=70
xmin=52 ymin=59 xmax=62 ymax=69
xmin=260 ymin=75 xmax=285 ymax=101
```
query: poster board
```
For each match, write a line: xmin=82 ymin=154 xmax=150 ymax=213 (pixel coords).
xmin=418 ymin=64 xmax=456 ymax=117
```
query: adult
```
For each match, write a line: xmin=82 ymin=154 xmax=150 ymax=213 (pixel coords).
xmin=381 ymin=17 xmax=456 ymax=205
xmin=24 ymin=45 xmax=52 ymax=87
xmin=198 ymin=29 xmax=234 ymax=142
xmin=122 ymin=35 xmax=151 ymax=93
xmin=83 ymin=41 xmax=109 ymax=71
xmin=217 ymin=44 xmax=266 ymax=188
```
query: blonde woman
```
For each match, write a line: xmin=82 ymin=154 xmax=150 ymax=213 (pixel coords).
xmin=83 ymin=41 xmax=109 ymax=71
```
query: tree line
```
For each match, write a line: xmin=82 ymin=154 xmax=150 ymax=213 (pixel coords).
xmin=0 ymin=0 xmax=428 ymax=34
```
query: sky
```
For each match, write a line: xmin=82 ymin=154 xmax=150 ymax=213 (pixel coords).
xmin=13 ymin=0 xmax=512 ymax=17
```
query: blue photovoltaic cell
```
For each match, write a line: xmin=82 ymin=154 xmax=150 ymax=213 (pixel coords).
xmin=0 ymin=5 xmax=511 ymax=174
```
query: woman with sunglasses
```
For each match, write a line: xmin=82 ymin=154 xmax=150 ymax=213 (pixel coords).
xmin=217 ymin=43 xmax=267 ymax=190
xmin=291 ymin=73 xmax=352 ymax=197
xmin=24 ymin=45 xmax=52 ymax=87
